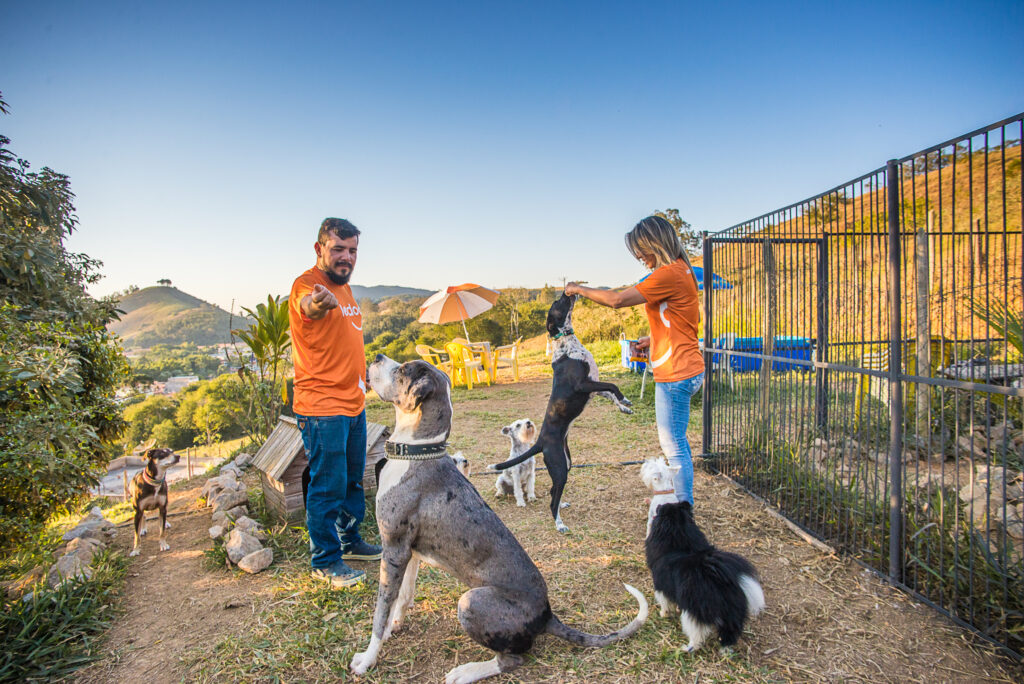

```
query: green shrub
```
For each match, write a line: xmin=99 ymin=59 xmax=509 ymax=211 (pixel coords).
xmin=0 ymin=550 xmax=128 ymax=682
xmin=0 ymin=102 xmax=129 ymax=554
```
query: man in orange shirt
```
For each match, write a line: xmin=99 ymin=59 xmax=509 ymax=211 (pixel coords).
xmin=289 ymin=218 xmax=380 ymax=588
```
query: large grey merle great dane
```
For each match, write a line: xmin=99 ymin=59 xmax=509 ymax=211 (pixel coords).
xmin=351 ymin=355 xmax=647 ymax=684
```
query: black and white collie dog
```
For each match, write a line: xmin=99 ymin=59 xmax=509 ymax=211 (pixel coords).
xmin=645 ymin=495 xmax=765 ymax=652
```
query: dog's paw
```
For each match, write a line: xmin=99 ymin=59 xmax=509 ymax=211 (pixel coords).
xmin=555 ymin=522 xmax=570 ymax=534
xmin=619 ymin=396 xmax=633 ymax=407
xmin=527 ymin=494 xmax=537 ymax=502
xmin=139 ymin=528 xmax=147 ymax=536
xmin=129 ymin=548 xmax=140 ymax=557
xmin=516 ymin=500 xmax=526 ymax=507
xmin=350 ymin=651 xmax=374 ymax=675
xmin=164 ymin=522 xmax=171 ymax=529
xmin=159 ymin=541 xmax=170 ymax=551
xmin=617 ymin=404 xmax=634 ymax=414
xmin=559 ymin=502 xmax=570 ymax=509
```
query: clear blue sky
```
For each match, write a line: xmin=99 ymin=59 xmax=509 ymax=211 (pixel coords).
xmin=3 ymin=1 xmax=1022 ymax=312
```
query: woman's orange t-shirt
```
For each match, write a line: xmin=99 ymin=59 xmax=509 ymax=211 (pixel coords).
xmin=634 ymin=259 xmax=704 ymax=383
xmin=288 ymin=267 xmax=366 ymax=417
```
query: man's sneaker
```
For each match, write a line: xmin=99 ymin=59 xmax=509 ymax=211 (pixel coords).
xmin=343 ymin=540 xmax=383 ymax=561
xmin=312 ymin=561 xmax=365 ymax=588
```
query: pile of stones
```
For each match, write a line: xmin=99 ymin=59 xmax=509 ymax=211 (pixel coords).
xmin=203 ymin=453 xmax=273 ymax=574
xmin=2 ymin=507 xmax=116 ymax=602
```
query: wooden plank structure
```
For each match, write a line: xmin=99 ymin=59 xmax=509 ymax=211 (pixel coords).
xmin=253 ymin=416 xmax=391 ymax=523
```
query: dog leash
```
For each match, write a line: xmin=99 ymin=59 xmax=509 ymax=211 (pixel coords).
xmin=385 ymin=440 xmax=449 ymax=460
xmin=141 ymin=470 xmax=165 ymax=487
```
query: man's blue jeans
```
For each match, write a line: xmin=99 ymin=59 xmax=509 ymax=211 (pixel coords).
xmin=655 ymin=372 xmax=705 ymax=504
xmin=295 ymin=411 xmax=367 ymax=568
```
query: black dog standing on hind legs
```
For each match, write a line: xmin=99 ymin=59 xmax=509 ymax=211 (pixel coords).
xmin=128 ymin=447 xmax=180 ymax=557
xmin=490 ymin=292 xmax=634 ymax=533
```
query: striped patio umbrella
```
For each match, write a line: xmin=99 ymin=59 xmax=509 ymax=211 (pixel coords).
xmin=418 ymin=284 xmax=501 ymax=341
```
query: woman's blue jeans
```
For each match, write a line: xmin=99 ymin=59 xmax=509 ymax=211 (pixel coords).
xmin=295 ymin=411 xmax=367 ymax=569
xmin=654 ymin=372 xmax=704 ymax=504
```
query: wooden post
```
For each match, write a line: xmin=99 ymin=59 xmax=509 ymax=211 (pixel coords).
xmin=186 ymin=448 xmax=192 ymax=478
xmin=122 ymin=469 xmax=129 ymax=500
xmin=973 ymin=218 xmax=988 ymax=282
xmin=915 ymin=211 xmax=932 ymax=442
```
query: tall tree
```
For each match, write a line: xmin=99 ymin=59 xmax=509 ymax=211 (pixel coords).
xmin=0 ymin=93 xmax=128 ymax=553
xmin=653 ymin=208 xmax=701 ymax=255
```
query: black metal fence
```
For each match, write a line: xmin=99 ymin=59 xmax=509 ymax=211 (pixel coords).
xmin=701 ymin=112 xmax=1024 ymax=657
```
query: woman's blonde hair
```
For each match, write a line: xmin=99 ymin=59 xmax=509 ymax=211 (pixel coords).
xmin=625 ymin=216 xmax=697 ymax=286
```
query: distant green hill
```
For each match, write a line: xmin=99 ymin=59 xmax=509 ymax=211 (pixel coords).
xmin=109 ymin=286 xmax=233 ymax=349
xmin=350 ymin=284 xmax=433 ymax=301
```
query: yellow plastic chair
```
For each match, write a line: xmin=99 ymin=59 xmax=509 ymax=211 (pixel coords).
xmin=415 ymin=344 xmax=452 ymax=377
xmin=453 ymin=338 xmax=494 ymax=383
xmin=491 ymin=337 xmax=522 ymax=382
xmin=446 ymin=341 xmax=488 ymax=388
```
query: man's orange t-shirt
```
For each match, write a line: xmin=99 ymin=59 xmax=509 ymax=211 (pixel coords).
xmin=289 ymin=267 xmax=366 ymax=417
xmin=634 ymin=258 xmax=704 ymax=383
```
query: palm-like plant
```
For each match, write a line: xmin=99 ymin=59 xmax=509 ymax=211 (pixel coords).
xmin=969 ymin=299 xmax=1023 ymax=361
xmin=231 ymin=295 xmax=292 ymax=440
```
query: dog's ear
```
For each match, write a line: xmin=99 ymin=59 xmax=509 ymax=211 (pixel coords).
xmin=501 ymin=425 xmax=511 ymax=435
xmin=374 ymin=457 xmax=388 ymax=487
xmin=409 ymin=373 xmax=437 ymax=405
xmin=144 ymin=448 xmax=161 ymax=460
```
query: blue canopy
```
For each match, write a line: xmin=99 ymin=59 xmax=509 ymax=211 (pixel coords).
xmin=692 ymin=266 xmax=733 ymax=291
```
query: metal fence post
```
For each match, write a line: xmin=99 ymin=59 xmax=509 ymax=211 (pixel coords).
xmin=815 ymin=234 xmax=830 ymax=433
xmin=702 ymin=231 xmax=713 ymax=457
xmin=886 ymin=159 xmax=904 ymax=584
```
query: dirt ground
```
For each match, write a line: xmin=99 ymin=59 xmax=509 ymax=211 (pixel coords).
xmin=73 ymin=481 xmax=278 ymax=684
xmin=73 ymin=360 xmax=1023 ymax=683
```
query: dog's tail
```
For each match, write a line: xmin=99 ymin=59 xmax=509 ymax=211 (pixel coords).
xmin=490 ymin=441 xmax=543 ymax=471
xmin=545 ymin=583 xmax=648 ymax=647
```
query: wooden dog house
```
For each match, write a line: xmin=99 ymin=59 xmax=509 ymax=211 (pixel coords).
xmin=252 ymin=416 xmax=391 ymax=523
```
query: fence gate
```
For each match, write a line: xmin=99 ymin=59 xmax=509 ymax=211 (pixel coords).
xmin=699 ymin=112 xmax=1024 ymax=658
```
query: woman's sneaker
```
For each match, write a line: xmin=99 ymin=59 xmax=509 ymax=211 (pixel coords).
xmin=312 ymin=560 xmax=365 ymax=588
xmin=343 ymin=540 xmax=383 ymax=561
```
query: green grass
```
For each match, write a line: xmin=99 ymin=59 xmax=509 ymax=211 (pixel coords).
xmin=0 ymin=550 xmax=129 ymax=683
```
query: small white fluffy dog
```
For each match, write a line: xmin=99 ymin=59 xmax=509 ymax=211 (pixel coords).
xmin=495 ymin=419 xmax=538 ymax=507
xmin=640 ymin=457 xmax=680 ymax=538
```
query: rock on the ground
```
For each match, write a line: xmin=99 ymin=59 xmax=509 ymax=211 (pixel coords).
xmin=65 ymin=536 xmax=104 ymax=565
xmin=233 ymin=515 xmax=267 ymax=539
xmin=211 ymin=510 xmax=229 ymax=527
xmin=220 ymin=464 xmax=242 ymax=479
xmin=209 ymin=525 xmax=226 ymax=539
xmin=234 ymin=453 xmax=252 ymax=469
xmin=212 ymin=487 xmax=249 ymax=513
xmin=225 ymin=505 xmax=249 ymax=519
xmin=62 ymin=516 xmax=115 ymax=542
xmin=237 ymin=547 xmax=273 ymax=574
xmin=225 ymin=528 xmax=263 ymax=564
xmin=47 ymin=553 xmax=93 ymax=588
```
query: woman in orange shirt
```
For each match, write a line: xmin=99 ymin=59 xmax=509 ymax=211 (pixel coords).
xmin=565 ymin=215 xmax=704 ymax=504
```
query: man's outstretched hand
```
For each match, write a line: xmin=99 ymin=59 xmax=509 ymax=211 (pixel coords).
xmin=302 ymin=283 xmax=339 ymax=319
xmin=311 ymin=283 xmax=338 ymax=311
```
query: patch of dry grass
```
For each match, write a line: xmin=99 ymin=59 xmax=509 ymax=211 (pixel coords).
xmin=182 ymin=352 xmax=1021 ymax=683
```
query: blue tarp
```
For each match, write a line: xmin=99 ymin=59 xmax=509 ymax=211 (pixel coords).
xmin=706 ymin=336 xmax=814 ymax=372
xmin=691 ymin=266 xmax=733 ymax=291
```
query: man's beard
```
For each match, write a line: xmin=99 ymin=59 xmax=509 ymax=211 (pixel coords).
xmin=325 ymin=268 xmax=351 ymax=285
